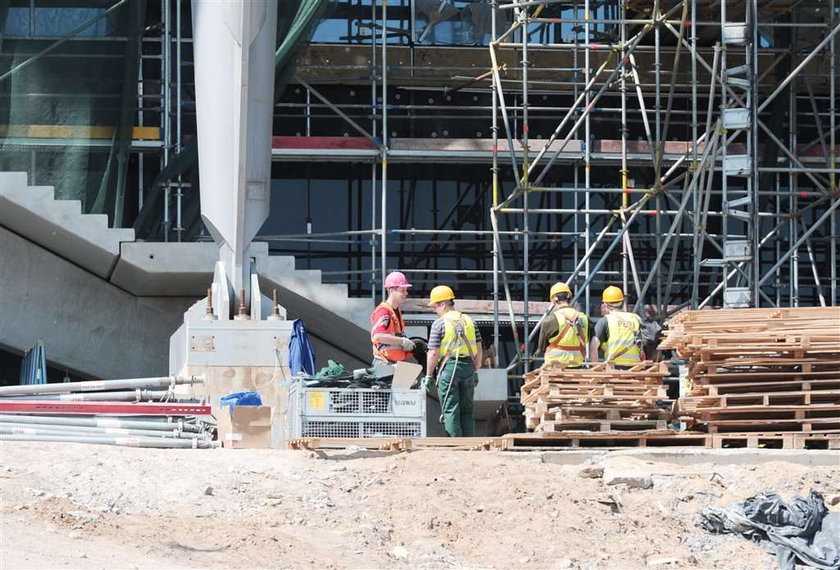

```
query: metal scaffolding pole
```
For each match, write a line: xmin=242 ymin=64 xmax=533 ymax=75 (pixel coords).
xmin=380 ymin=0 xmax=388 ymax=296
xmin=832 ymin=0 xmax=838 ymax=306
xmin=521 ymin=6 xmax=531 ymax=371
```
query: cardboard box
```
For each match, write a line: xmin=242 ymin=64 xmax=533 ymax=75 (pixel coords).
xmin=217 ymin=405 xmax=272 ymax=449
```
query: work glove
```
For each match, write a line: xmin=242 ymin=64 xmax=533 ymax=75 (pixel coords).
xmin=422 ymin=375 xmax=435 ymax=394
xmin=400 ymin=337 xmax=416 ymax=351
xmin=473 ymin=374 xmax=479 ymax=388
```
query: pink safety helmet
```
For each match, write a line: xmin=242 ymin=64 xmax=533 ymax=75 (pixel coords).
xmin=384 ymin=271 xmax=412 ymax=289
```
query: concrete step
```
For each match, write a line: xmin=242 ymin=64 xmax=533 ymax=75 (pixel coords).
xmin=1 ymin=170 xmax=372 ymax=370
xmin=25 ymin=185 xmax=58 ymax=202
xmin=0 ymin=171 xmax=135 ymax=278
xmin=254 ymin=255 xmax=370 ymax=330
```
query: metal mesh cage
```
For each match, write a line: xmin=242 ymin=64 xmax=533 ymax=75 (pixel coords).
xmin=302 ymin=421 xmax=360 ymax=438
xmin=288 ymin=382 xmax=426 ymax=439
xmin=329 ymin=391 xmax=361 ymax=414
xmin=361 ymin=391 xmax=390 ymax=414
xmin=362 ymin=421 xmax=423 ymax=438
xmin=301 ymin=419 xmax=423 ymax=439
xmin=322 ymin=390 xmax=391 ymax=414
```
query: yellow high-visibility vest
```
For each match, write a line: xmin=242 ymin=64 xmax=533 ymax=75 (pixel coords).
xmin=437 ymin=311 xmax=478 ymax=365
xmin=545 ymin=307 xmax=588 ymax=366
xmin=604 ymin=311 xmax=642 ymax=365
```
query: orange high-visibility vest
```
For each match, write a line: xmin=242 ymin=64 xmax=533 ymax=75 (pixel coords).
xmin=370 ymin=302 xmax=411 ymax=363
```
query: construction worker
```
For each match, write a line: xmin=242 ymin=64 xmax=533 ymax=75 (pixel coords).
xmin=536 ymin=282 xmax=591 ymax=367
xmin=370 ymin=271 xmax=416 ymax=364
xmin=423 ymin=285 xmax=483 ymax=437
xmin=590 ymin=285 xmax=643 ymax=367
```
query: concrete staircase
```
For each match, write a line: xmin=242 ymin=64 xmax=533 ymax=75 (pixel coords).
xmin=0 ymin=172 xmax=372 ymax=378
xmin=0 ymin=172 xmax=135 ymax=278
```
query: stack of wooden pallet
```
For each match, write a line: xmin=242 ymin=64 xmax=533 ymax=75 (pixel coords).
xmin=520 ymin=361 xmax=671 ymax=433
xmin=662 ymin=307 xmax=840 ymax=439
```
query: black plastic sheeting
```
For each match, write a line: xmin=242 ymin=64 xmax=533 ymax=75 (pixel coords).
xmin=699 ymin=490 xmax=840 ymax=570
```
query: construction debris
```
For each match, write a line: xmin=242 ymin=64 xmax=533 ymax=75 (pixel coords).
xmin=662 ymin=307 xmax=840 ymax=440
xmin=699 ymin=490 xmax=840 ymax=570
xmin=520 ymin=361 xmax=671 ymax=433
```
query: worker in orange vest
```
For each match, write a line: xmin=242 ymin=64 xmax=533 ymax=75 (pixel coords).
xmin=370 ymin=271 xmax=416 ymax=364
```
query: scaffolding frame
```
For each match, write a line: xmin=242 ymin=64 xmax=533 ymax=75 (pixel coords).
xmin=2 ymin=1 xmax=836 ymax=362
xmin=481 ymin=0 xmax=839 ymax=373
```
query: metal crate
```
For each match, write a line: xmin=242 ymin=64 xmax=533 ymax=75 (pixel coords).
xmin=287 ymin=382 xmax=426 ymax=439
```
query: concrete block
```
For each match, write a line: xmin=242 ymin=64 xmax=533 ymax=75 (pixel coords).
xmin=580 ymin=466 xmax=605 ymax=479
xmin=603 ymin=470 xmax=653 ymax=489
xmin=602 ymin=458 xmax=654 ymax=489
xmin=112 ymin=242 xmax=216 ymax=296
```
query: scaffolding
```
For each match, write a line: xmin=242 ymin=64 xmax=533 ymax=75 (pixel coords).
xmin=483 ymin=0 xmax=839 ymax=372
xmin=1 ymin=0 xmax=837 ymax=368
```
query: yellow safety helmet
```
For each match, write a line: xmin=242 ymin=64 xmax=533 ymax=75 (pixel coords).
xmin=549 ymin=282 xmax=572 ymax=300
xmin=428 ymin=285 xmax=456 ymax=306
xmin=602 ymin=285 xmax=625 ymax=304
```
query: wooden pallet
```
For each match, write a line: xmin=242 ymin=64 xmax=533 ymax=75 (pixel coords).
xmin=287 ymin=437 xmax=505 ymax=451
xmin=681 ymin=389 xmax=840 ymax=408
xmin=666 ymin=307 xmax=840 ymax=439
xmin=689 ymin=403 xmax=840 ymax=417
xmin=690 ymin=359 xmax=840 ymax=374
xmin=538 ymin=419 xmax=669 ymax=433
xmin=663 ymin=308 xmax=839 ymax=341
xmin=695 ymin=417 xmax=840 ymax=433
xmin=696 ymin=380 xmax=840 ymax=395
xmin=706 ymin=431 xmax=840 ymax=450
xmin=522 ymin=361 xmax=671 ymax=434
xmin=537 ymin=406 xmax=670 ymax=421
xmin=500 ymin=431 xmax=708 ymax=449
xmin=288 ymin=431 xmax=840 ymax=451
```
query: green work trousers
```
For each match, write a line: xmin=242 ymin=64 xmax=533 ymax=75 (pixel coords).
xmin=437 ymin=358 xmax=476 ymax=437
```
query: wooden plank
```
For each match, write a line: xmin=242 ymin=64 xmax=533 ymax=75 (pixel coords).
xmin=538 ymin=419 xmax=668 ymax=433
xmin=696 ymin=380 xmax=840 ymax=395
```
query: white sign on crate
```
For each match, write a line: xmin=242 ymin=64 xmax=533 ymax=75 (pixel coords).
xmin=391 ymin=392 xmax=423 ymax=416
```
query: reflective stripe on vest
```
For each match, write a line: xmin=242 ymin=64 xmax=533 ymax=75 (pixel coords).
xmin=545 ymin=308 xmax=587 ymax=366
xmin=437 ymin=311 xmax=478 ymax=365
xmin=371 ymin=302 xmax=410 ymax=362
xmin=604 ymin=311 xmax=642 ymax=365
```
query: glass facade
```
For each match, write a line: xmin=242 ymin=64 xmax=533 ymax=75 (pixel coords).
xmin=0 ymin=0 xmax=836 ymax=309
xmin=1 ymin=0 xmax=150 ymax=226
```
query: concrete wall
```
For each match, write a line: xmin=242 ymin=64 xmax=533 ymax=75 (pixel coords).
xmin=0 ymin=227 xmax=197 ymax=379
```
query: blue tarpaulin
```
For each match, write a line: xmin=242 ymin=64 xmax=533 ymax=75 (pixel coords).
xmin=288 ymin=318 xmax=316 ymax=376
xmin=20 ymin=341 xmax=47 ymax=385
xmin=220 ymin=391 xmax=263 ymax=412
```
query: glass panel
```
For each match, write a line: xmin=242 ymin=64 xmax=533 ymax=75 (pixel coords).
xmin=34 ymin=7 xmax=109 ymax=37
xmin=0 ymin=0 xmax=138 ymax=224
xmin=3 ymin=8 xmax=31 ymax=37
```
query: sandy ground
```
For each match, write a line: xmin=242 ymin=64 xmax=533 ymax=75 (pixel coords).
xmin=1 ymin=442 xmax=838 ymax=570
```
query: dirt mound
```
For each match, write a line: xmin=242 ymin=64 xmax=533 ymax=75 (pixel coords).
xmin=2 ymin=442 xmax=837 ymax=569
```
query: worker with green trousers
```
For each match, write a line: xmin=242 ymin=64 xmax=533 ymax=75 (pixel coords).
xmin=423 ymin=285 xmax=483 ymax=437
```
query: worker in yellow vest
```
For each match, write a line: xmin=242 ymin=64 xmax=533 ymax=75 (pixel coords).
xmin=536 ymin=282 xmax=591 ymax=368
xmin=590 ymin=286 xmax=643 ymax=367
xmin=423 ymin=285 xmax=483 ymax=437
